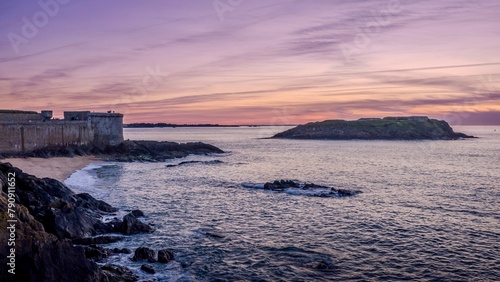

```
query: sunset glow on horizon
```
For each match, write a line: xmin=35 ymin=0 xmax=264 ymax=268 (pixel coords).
xmin=1 ymin=0 xmax=499 ymax=125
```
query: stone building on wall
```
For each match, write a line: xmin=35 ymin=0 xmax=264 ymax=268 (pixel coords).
xmin=0 ymin=109 xmax=123 ymax=154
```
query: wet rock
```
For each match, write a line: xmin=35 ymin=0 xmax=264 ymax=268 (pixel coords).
xmin=122 ymin=213 xmax=154 ymax=235
xmin=260 ymin=179 xmax=361 ymax=198
xmin=303 ymin=183 xmax=330 ymax=189
xmin=0 ymin=162 xmax=117 ymax=240
xmin=100 ymin=264 xmax=138 ymax=282
xmin=141 ymin=264 xmax=156 ymax=274
xmin=73 ymin=235 xmax=124 ymax=245
xmin=77 ymin=245 xmax=134 ymax=262
xmin=96 ymin=218 xmax=123 ymax=234
xmin=0 ymin=189 xmax=102 ymax=282
xmin=264 ymin=180 xmax=300 ymax=190
xmin=131 ymin=209 xmax=145 ymax=217
xmin=336 ymin=189 xmax=359 ymax=197
xmin=0 ymin=162 xmax=146 ymax=282
xmin=133 ymin=247 xmax=156 ymax=263
xmin=75 ymin=193 xmax=118 ymax=213
xmin=77 ymin=245 xmax=110 ymax=262
xmin=158 ymin=250 xmax=175 ymax=263
xmin=303 ymin=260 xmax=334 ymax=270
xmin=112 ymin=248 xmax=132 ymax=254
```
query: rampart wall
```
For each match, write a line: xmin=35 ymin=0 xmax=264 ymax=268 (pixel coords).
xmin=0 ymin=121 xmax=93 ymax=153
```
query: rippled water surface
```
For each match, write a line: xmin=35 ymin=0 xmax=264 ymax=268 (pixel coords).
xmin=66 ymin=126 xmax=500 ymax=281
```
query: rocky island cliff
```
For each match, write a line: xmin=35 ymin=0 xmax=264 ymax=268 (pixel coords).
xmin=272 ymin=116 xmax=474 ymax=140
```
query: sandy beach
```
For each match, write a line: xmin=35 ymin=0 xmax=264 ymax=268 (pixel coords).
xmin=0 ymin=156 xmax=98 ymax=182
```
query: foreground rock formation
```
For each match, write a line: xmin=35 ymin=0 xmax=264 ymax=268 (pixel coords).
xmin=0 ymin=162 xmax=157 ymax=281
xmin=0 ymin=140 xmax=224 ymax=161
xmin=272 ymin=116 xmax=474 ymax=140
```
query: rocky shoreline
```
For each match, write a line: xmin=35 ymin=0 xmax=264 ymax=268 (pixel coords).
xmin=272 ymin=116 xmax=475 ymax=140
xmin=0 ymin=162 xmax=164 ymax=281
xmin=0 ymin=140 xmax=225 ymax=162
xmin=0 ymin=139 xmax=224 ymax=281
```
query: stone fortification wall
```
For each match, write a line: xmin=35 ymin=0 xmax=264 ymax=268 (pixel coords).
xmin=0 ymin=110 xmax=42 ymax=122
xmin=0 ymin=120 xmax=93 ymax=153
xmin=0 ymin=110 xmax=124 ymax=153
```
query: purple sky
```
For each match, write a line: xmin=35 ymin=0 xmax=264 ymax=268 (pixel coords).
xmin=1 ymin=0 xmax=499 ymax=124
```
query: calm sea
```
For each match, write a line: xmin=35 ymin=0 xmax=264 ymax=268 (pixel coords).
xmin=65 ymin=126 xmax=500 ymax=281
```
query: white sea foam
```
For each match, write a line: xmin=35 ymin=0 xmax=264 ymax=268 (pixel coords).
xmin=64 ymin=162 xmax=108 ymax=199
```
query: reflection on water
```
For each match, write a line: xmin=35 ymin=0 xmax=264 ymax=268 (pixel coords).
xmin=66 ymin=126 xmax=500 ymax=281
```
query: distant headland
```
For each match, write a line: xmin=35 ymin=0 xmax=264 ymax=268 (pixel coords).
xmin=272 ymin=116 xmax=475 ymax=140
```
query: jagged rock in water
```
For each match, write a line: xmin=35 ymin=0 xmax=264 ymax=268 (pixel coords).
xmin=264 ymin=180 xmax=301 ymax=190
xmin=73 ymin=235 xmax=124 ymax=245
xmin=141 ymin=264 xmax=156 ymax=274
xmin=158 ymin=249 xmax=175 ymax=263
xmin=100 ymin=264 xmax=138 ymax=282
xmin=245 ymin=180 xmax=361 ymax=198
xmin=272 ymin=117 xmax=475 ymax=140
xmin=76 ymin=245 xmax=111 ymax=262
xmin=121 ymin=212 xmax=154 ymax=235
xmin=133 ymin=247 xmax=156 ymax=263
xmin=130 ymin=209 xmax=144 ymax=217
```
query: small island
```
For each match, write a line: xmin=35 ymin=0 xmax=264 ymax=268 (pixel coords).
xmin=272 ymin=116 xmax=474 ymax=140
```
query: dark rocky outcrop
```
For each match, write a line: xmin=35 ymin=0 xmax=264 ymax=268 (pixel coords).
xmin=76 ymin=245 xmax=111 ymax=262
xmin=272 ymin=116 xmax=475 ymax=140
xmin=0 ymin=190 xmax=102 ymax=282
xmin=0 ymin=162 xmax=113 ymax=240
xmin=140 ymin=264 xmax=156 ymax=274
xmin=100 ymin=264 xmax=138 ymax=282
xmin=132 ymin=247 xmax=157 ymax=263
xmin=105 ymin=140 xmax=224 ymax=162
xmin=261 ymin=180 xmax=360 ymax=197
xmin=166 ymin=160 xmax=224 ymax=167
xmin=0 ymin=163 xmax=153 ymax=241
xmin=73 ymin=235 xmax=124 ymax=245
xmin=77 ymin=245 xmax=133 ymax=263
xmin=75 ymin=193 xmax=118 ymax=213
xmin=158 ymin=249 xmax=175 ymax=263
xmin=130 ymin=209 xmax=145 ymax=218
xmin=121 ymin=213 xmax=154 ymax=235
xmin=0 ymin=140 xmax=224 ymax=162
xmin=0 ymin=163 xmax=143 ymax=281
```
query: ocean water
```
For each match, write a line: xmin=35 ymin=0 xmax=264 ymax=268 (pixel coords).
xmin=65 ymin=126 xmax=500 ymax=281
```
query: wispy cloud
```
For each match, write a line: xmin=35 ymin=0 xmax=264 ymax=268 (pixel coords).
xmin=0 ymin=0 xmax=499 ymax=124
